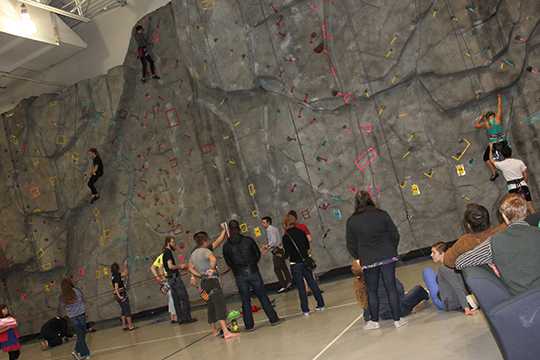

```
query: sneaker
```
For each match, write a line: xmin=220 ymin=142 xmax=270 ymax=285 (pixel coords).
xmin=467 ymin=294 xmax=479 ymax=311
xmin=72 ymin=351 xmax=81 ymax=360
xmin=315 ymin=306 xmax=325 ymax=311
xmin=40 ymin=340 xmax=48 ymax=351
xmin=490 ymin=172 xmax=499 ymax=181
xmin=363 ymin=321 xmax=380 ymax=330
xmin=303 ymin=311 xmax=310 ymax=316
xmin=277 ymin=287 xmax=287 ymax=293
xmin=84 ymin=354 xmax=92 ymax=359
xmin=394 ymin=318 xmax=408 ymax=328
xmin=271 ymin=318 xmax=286 ymax=326
xmin=412 ymin=299 xmax=430 ymax=314
xmin=152 ymin=75 xmax=161 ymax=79
xmin=285 ymin=282 xmax=293 ymax=290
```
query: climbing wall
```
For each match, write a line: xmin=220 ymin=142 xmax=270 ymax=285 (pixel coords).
xmin=1 ymin=0 xmax=540 ymax=335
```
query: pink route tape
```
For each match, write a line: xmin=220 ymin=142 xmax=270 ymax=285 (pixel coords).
xmin=322 ymin=24 xmax=331 ymax=38
xmin=360 ymin=124 xmax=372 ymax=133
xmin=355 ymin=148 xmax=377 ymax=170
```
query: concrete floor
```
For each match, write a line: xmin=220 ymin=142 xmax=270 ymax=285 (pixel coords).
xmin=23 ymin=260 xmax=502 ymax=360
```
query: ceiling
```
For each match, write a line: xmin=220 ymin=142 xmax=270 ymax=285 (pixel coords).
xmin=0 ymin=0 xmax=126 ymax=92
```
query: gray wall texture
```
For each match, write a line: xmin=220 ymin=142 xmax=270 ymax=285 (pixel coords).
xmin=1 ymin=0 xmax=540 ymax=334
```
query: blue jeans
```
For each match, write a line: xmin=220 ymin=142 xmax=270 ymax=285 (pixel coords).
xmin=363 ymin=262 xmax=401 ymax=321
xmin=422 ymin=267 xmax=444 ymax=310
xmin=380 ymin=285 xmax=429 ymax=319
xmin=168 ymin=275 xmax=191 ymax=321
xmin=235 ymin=271 xmax=279 ymax=329
xmin=290 ymin=263 xmax=324 ymax=313
xmin=70 ymin=314 xmax=90 ymax=357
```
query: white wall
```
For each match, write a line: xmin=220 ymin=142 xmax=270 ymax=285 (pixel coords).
xmin=0 ymin=0 xmax=170 ymax=113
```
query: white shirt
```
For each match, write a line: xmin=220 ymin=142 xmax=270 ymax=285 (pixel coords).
xmin=266 ymin=224 xmax=281 ymax=249
xmin=494 ymin=158 xmax=527 ymax=187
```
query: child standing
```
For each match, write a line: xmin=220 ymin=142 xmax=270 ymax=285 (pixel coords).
xmin=0 ymin=305 xmax=20 ymax=360
xmin=61 ymin=277 xmax=91 ymax=359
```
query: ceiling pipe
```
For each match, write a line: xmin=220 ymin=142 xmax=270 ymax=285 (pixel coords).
xmin=18 ymin=0 xmax=91 ymax=23
xmin=0 ymin=72 xmax=66 ymax=87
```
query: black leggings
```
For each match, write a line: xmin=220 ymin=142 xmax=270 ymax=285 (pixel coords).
xmin=363 ymin=262 xmax=401 ymax=321
xmin=9 ymin=350 xmax=20 ymax=360
xmin=140 ymin=53 xmax=156 ymax=78
xmin=87 ymin=173 xmax=101 ymax=195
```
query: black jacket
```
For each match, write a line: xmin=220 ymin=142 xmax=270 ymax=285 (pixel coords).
xmin=346 ymin=205 xmax=400 ymax=266
xmin=41 ymin=317 xmax=70 ymax=336
xmin=223 ymin=233 xmax=261 ymax=276
xmin=282 ymin=227 xmax=310 ymax=263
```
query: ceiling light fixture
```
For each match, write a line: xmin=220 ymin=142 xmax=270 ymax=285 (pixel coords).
xmin=20 ymin=3 xmax=37 ymax=35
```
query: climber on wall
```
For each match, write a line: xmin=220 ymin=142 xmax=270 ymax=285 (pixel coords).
xmin=474 ymin=93 xmax=508 ymax=181
xmin=134 ymin=25 xmax=160 ymax=82
xmin=87 ymin=148 xmax=103 ymax=204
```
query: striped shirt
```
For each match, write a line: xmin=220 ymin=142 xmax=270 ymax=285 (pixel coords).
xmin=455 ymin=238 xmax=493 ymax=270
xmin=62 ymin=288 xmax=86 ymax=318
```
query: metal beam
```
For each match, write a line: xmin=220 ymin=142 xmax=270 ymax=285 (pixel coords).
xmin=0 ymin=71 xmax=67 ymax=87
xmin=18 ymin=0 xmax=91 ymax=23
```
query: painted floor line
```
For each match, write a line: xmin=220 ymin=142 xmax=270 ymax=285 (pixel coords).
xmin=311 ymin=314 xmax=364 ymax=360
xmin=43 ymin=301 xmax=361 ymax=359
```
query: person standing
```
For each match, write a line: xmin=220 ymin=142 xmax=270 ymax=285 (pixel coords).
xmin=488 ymin=143 xmax=536 ymax=214
xmin=87 ymin=148 xmax=103 ymax=204
xmin=223 ymin=220 xmax=286 ymax=331
xmin=60 ymin=277 xmax=91 ymax=359
xmin=346 ymin=190 xmax=407 ymax=330
xmin=262 ymin=216 xmax=292 ymax=293
xmin=163 ymin=236 xmax=196 ymax=324
xmin=0 ymin=305 xmax=20 ymax=360
xmin=282 ymin=215 xmax=325 ymax=316
xmin=189 ymin=232 xmax=240 ymax=339
xmin=351 ymin=260 xmax=430 ymax=321
xmin=134 ymin=25 xmax=160 ymax=82
xmin=150 ymin=246 xmax=177 ymax=324
xmin=474 ymin=93 xmax=507 ymax=180
xmin=111 ymin=261 xmax=137 ymax=330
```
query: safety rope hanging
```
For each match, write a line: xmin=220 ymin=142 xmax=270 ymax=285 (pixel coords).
xmin=256 ymin=0 xmax=328 ymax=247
xmin=340 ymin=0 xmax=428 ymax=256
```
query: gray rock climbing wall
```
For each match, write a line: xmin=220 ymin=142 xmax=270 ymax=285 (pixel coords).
xmin=1 ymin=0 xmax=540 ymax=334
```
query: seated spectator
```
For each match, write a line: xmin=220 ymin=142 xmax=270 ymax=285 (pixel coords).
xmin=423 ymin=242 xmax=478 ymax=316
xmin=444 ymin=203 xmax=506 ymax=268
xmin=525 ymin=212 xmax=540 ymax=227
xmin=456 ymin=194 xmax=540 ymax=295
xmin=352 ymin=260 xmax=429 ymax=321
xmin=40 ymin=316 xmax=73 ymax=350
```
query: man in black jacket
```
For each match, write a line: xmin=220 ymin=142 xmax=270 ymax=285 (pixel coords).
xmin=223 ymin=220 xmax=285 ymax=331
